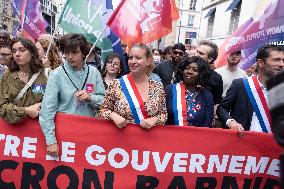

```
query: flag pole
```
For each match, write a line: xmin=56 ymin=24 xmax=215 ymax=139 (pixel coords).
xmin=45 ymin=0 xmax=70 ymax=58
xmin=45 ymin=26 xmax=59 ymax=57
xmin=20 ymin=0 xmax=28 ymax=30
xmin=84 ymin=25 xmax=108 ymax=63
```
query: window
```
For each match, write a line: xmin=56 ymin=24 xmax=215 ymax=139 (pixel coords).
xmin=228 ymin=1 xmax=242 ymax=34
xmin=206 ymin=12 xmax=215 ymax=37
xmin=185 ymin=39 xmax=192 ymax=45
xmin=188 ymin=15 xmax=195 ymax=26
xmin=189 ymin=0 xmax=197 ymax=10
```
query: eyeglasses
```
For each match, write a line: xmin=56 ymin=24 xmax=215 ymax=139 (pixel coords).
xmin=0 ymin=52 xmax=12 ymax=58
xmin=173 ymin=50 xmax=184 ymax=56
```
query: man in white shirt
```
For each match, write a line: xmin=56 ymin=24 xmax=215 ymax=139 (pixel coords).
xmin=215 ymin=51 xmax=247 ymax=97
xmin=217 ymin=44 xmax=284 ymax=136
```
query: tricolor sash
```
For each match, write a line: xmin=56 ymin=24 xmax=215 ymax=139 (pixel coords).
xmin=172 ymin=82 xmax=188 ymax=126
xmin=119 ymin=74 xmax=148 ymax=124
xmin=243 ymin=76 xmax=272 ymax=133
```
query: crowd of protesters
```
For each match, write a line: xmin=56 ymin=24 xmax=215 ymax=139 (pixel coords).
xmin=0 ymin=29 xmax=284 ymax=156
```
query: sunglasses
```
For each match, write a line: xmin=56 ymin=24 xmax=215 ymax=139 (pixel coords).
xmin=173 ymin=50 xmax=184 ymax=56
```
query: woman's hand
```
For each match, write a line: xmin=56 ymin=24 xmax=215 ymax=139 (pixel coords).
xmin=42 ymin=55 xmax=51 ymax=67
xmin=47 ymin=143 xmax=59 ymax=157
xmin=141 ymin=117 xmax=159 ymax=129
xmin=24 ymin=103 xmax=41 ymax=118
xmin=110 ymin=112 xmax=127 ymax=129
xmin=74 ymin=90 xmax=91 ymax=102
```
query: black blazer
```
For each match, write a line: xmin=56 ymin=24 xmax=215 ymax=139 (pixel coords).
xmin=217 ymin=78 xmax=253 ymax=131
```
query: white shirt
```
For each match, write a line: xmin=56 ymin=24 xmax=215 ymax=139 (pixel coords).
xmin=249 ymin=76 xmax=269 ymax=132
xmin=215 ymin=65 xmax=247 ymax=97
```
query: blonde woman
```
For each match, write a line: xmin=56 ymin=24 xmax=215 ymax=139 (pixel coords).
xmin=98 ymin=43 xmax=167 ymax=129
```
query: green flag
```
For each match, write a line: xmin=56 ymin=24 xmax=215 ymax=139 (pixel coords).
xmin=58 ymin=0 xmax=119 ymax=62
xmin=59 ymin=0 xmax=104 ymax=47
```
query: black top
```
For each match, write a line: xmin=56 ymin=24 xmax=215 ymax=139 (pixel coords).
xmin=217 ymin=78 xmax=254 ymax=130
xmin=154 ymin=60 xmax=178 ymax=87
xmin=205 ymin=70 xmax=223 ymax=105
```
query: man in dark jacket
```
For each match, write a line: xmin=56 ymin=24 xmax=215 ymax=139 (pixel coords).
xmin=196 ymin=40 xmax=223 ymax=105
xmin=217 ymin=44 xmax=284 ymax=136
xmin=154 ymin=43 xmax=186 ymax=86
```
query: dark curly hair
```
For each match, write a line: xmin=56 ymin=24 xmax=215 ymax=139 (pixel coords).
xmin=59 ymin=33 xmax=90 ymax=58
xmin=176 ymin=56 xmax=211 ymax=87
xmin=9 ymin=37 xmax=43 ymax=74
xmin=101 ymin=53 xmax=125 ymax=79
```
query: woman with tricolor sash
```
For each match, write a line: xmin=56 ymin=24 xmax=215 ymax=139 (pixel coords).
xmin=98 ymin=43 xmax=167 ymax=129
xmin=165 ymin=56 xmax=214 ymax=127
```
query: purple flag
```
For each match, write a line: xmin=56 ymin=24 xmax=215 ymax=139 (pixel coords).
xmin=12 ymin=0 xmax=48 ymax=40
xmin=215 ymin=0 xmax=284 ymax=70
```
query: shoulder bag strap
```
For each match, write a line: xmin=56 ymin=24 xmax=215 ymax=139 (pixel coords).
xmin=14 ymin=71 xmax=41 ymax=103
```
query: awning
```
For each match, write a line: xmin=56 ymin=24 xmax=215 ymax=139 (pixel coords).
xmin=204 ymin=8 xmax=216 ymax=18
xmin=226 ymin=0 xmax=241 ymax=11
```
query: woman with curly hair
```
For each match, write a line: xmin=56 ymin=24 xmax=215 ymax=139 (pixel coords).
xmin=35 ymin=38 xmax=62 ymax=72
xmin=0 ymin=37 xmax=47 ymax=124
xmin=165 ymin=56 xmax=214 ymax=127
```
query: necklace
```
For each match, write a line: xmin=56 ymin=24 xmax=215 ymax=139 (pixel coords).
xmin=18 ymin=71 xmax=29 ymax=76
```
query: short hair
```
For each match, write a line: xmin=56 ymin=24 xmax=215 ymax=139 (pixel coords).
xmin=256 ymin=44 xmax=284 ymax=62
xmin=177 ymin=56 xmax=211 ymax=87
xmin=198 ymin=40 xmax=219 ymax=63
xmin=0 ymin=30 xmax=10 ymax=38
xmin=152 ymin=48 xmax=163 ymax=55
xmin=9 ymin=37 xmax=43 ymax=74
xmin=37 ymin=38 xmax=62 ymax=69
xmin=101 ymin=53 xmax=125 ymax=78
xmin=0 ymin=30 xmax=11 ymax=48
xmin=163 ymin=46 xmax=173 ymax=56
xmin=0 ymin=41 xmax=11 ymax=50
xmin=130 ymin=43 xmax=154 ymax=75
xmin=173 ymin=43 xmax=186 ymax=52
xmin=59 ymin=33 xmax=90 ymax=58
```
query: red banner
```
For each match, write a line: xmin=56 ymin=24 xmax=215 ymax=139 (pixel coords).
xmin=0 ymin=114 xmax=282 ymax=188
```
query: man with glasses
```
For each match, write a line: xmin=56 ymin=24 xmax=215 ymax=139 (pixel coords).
xmin=0 ymin=43 xmax=12 ymax=79
xmin=154 ymin=43 xmax=186 ymax=86
xmin=217 ymin=44 xmax=284 ymax=136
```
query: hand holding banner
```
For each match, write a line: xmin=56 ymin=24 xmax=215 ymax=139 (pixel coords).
xmin=0 ymin=114 xmax=281 ymax=188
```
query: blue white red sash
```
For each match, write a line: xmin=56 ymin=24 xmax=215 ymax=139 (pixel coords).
xmin=172 ymin=82 xmax=188 ymax=126
xmin=119 ymin=74 xmax=148 ymax=124
xmin=243 ymin=76 xmax=272 ymax=133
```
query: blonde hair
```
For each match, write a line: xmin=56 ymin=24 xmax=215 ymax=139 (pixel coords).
xmin=131 ymin=43 xmax=155 ymax=76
